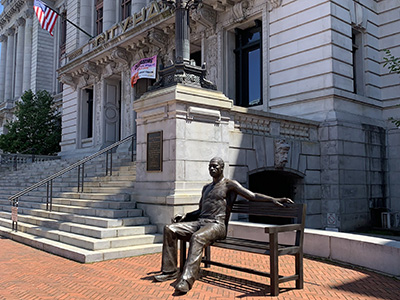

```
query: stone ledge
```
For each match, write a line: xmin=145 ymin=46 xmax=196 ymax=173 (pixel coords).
xmin=227 ymin=221 xmax=400 ymax=277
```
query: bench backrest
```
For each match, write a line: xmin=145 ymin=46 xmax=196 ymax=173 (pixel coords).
xmin=231 ymin=200 xmax=306 ymax=246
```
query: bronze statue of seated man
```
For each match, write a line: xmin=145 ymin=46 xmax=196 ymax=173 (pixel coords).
xmin=154 ymin=157 xmax=293 ymax=294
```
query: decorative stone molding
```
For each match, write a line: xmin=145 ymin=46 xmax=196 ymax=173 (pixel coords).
xmin=111 ymin=47 xmax=132 ymax=65
xmin=232 ymin=1 xmax=250 ymax=23
xmin=350 ymin=2 xmax=367 ymax=30
xmin=192 ymin=4 xmax=217 ymax=29
xmin=148 ymin=28 xmax=168 ymax=50
xmin=104 ymin=62 xmax=117 ymax=77
xmin=6 ymin=28 xmax=15 ymax=36
xmin=0 ymin=35 xmax=7 ymax=43
xmin=83 ymin=62 xmax=100 ymax=77
xmin=16 ymin=17 xmax=25 ymax=27
xmin=267 ymin=0 xmax=283 ymax=10
xmin=24 ymin=10 xmax=34 ymax=19
xmin=0 ymin=0 xmax=25 ymax=28
xmin=77 ymin=74 xmax=90 ymax=88
xmin=274 ymin=139 xmax=290 ymax=169
xmin=58 ymin=73 xmax=77 ymax=90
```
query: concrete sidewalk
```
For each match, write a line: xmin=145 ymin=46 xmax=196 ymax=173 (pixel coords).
xmin=0 ymin=236 xmax=399 ymax=300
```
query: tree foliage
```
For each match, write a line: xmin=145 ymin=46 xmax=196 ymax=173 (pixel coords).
xmin=383 ymin=49 xmax=400 ymax=127
xmin=0 ymin=90 xmax=61 ymax=155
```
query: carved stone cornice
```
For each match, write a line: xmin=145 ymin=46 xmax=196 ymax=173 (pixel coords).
xmin=111 ymin=47 xmax=132 ymax=65
xmin=267 ymin=0 xmax=283 ymax=10
xmin=0 ymin=0 xmax=27 ymax=29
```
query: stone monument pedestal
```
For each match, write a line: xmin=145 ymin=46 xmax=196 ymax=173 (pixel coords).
xmin=133 ymin=84 xmax=233 ymax=230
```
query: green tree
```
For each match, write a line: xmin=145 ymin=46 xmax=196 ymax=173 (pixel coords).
xmin=383 ymin=49 xmax=400 ymax=127
xmin=0 ymin=90 xmax=61 ymax=155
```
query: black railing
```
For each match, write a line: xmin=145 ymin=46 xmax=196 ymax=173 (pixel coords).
xmin=9 ymin=134 xmax=136 ymax=231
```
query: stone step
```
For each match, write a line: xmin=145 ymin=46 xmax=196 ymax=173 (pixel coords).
xmin=0 ymin=198 xmax=136 ymax=210
xmin=51 ymin=198 xmax=135 ymax=209
xmin=79 ymin=186 xmax=135 ymax=194
xmin=0 ymin=225 xmax=162 ymax=263
xmin=0 ymin=209 xmax=149 ymax=228
xmin=0 ymin=219 xmax=163 ymax=251
xmin=0 ymin=211 xmax=156 ymax=239
xmin=58 ymin=192 xmax=130 ymax=201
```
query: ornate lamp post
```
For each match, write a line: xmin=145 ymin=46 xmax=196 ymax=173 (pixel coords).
xmin=154 ymin=0 xmax=216 ymax=90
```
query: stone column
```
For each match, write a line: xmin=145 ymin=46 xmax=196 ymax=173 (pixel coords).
xmin=0 ymin=35 xmax=7 ymax=101
xmin=80 ymin=1 xmax=92 ymax=46
xmin=4 ymin=28 xmax=15 ymax=101
xmin=103 ymin=1 xmax=116 ymax=31
xmin=23 ymin=11 xmax=33 ymax=93
xmin=14 ymin=18 xmax=26 ymax=98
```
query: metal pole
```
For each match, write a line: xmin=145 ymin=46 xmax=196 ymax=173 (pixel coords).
xmin=175 ymin=0 xmax=190 ymax=63
xmin=106 ymin=151 xmax=109 ymax=175
xmin=110 ymin=151 xmax=113 ymax=176
xmin=50 ymin=180 xmax=53 ymax=211
xmin=77 ymin=165 xmax=81 ymax=192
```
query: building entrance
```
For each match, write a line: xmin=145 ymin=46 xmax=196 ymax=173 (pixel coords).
xmin=249 ymin=170 xmax=303 ymax=224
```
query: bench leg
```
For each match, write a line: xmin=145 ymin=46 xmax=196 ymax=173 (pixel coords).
xmin=295 ymin=251 xmax=304 ymax=289
xmin=179 ymin=239 xmax=186 ymax=272
xmin=270 ymin=233 xmax=279 ymax=296
xmin=204 ymin=246 xmax=211 ymax=268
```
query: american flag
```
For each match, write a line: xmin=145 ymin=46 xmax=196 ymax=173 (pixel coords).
xmin=33 ymin=0 xmax=58 ymax=36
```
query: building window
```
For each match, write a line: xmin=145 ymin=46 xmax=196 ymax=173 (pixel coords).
xmin=82 ymin=88 xmax=94 ymax=139
xmin=352 ymin=28 xmax=364 ymax=95
xmin=95 ymin=0 xmax=104 ymax=35
xmin=59 ymin=11 xmax=67 ymax=59
xmin=234 ymin=21 xmax=262 ymax=107
xmin=121 ymin=0 xmax=131 ymax=20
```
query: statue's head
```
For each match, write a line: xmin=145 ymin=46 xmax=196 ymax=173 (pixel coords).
xmin=209 ymin=157 xmax=224 ymax=178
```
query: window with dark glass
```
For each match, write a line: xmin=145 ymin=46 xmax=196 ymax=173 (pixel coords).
xmin=121 ymin=0 xmax=131 ymax=20
xmin=234 ymin=21 xmax=262 ymax=107
xmin=95 ymin=0 xmax=103 ymax=35
xmin=83 ymin=88 xmax=94 ymax=139
xmin=352 ymin=28 xmax=364 ymax=95
xmin=59 ymin=11 xmax=67 ymax=58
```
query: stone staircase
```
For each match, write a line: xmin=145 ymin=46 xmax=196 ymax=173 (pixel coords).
xmin=0 ymin=153 xmax=162 ymax=263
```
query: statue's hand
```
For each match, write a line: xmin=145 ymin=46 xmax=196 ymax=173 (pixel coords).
xmin=273 ymin=197 xmax=294 ymax=207
xmin=172 ymin=213 xmax=186 ymax=223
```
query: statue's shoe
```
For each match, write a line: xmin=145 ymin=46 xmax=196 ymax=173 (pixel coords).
xmin=154 ymin=271 xmax=179 ymax=282
xmin=175 ymin=279 xmax=191 ymax=294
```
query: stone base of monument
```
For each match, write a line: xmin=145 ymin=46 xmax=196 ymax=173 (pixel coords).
xmin=133 ymin=84 xmax=233 ymax=231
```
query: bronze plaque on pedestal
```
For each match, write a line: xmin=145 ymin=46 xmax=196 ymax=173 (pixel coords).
xmin=147 ymin=131 xmax=163 ymax=172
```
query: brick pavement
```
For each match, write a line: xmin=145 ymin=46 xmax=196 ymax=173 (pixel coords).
xmin=0 ymin=236 xmax=399 ymax=300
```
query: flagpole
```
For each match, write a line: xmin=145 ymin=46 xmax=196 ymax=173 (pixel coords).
xmin=45 ymin=5 xmax=94 ymax=39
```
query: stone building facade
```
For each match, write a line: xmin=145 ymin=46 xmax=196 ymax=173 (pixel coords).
xmin=0 ymin=0 xmax=62 ymax=134
xmin=1 ymin=0 xmax=399 ymax=231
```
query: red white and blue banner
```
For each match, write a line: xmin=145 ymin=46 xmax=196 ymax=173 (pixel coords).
xmin=34 ymin=0 xmax=58 ymax=36
xmin=131 ymin=55 xmax=157 ymax=87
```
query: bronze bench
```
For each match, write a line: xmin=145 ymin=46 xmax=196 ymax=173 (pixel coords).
xmin=179 ymin=201 xmax=306 ymax=296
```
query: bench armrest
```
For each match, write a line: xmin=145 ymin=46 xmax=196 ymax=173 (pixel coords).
xmin=264 ymin=224 xmax=303 ymax=234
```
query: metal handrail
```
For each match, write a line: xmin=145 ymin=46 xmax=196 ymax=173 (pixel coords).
xmin=9 ymin=134 xmax=136 ymax=231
